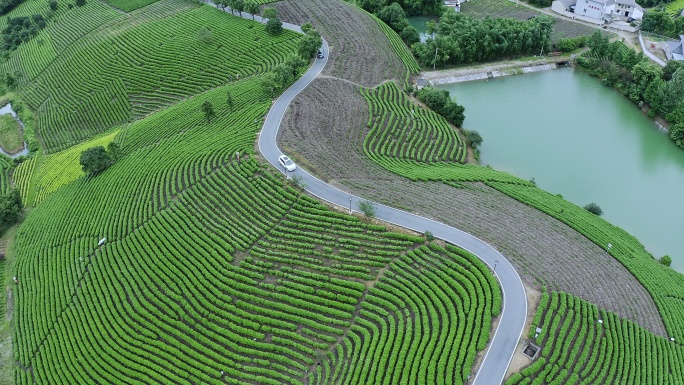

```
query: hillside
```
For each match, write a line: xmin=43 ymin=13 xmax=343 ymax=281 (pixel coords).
xmin=1 ymin=0 xmax=504 ymax=383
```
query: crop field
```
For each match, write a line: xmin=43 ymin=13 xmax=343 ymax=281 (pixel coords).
xmin=6 ymin=0 xmax=298 ymax=153
xmin=278 ymin=77 xmax=668 ymax=336
xmin=9 ymin=64 xmax=501 ymax=383
xmin=362 ymin=82 xmax=467 ymax=164
xmin=507 ymin=291 xmax=684 ymax=384
xmin=666 ymin=0 xmax=684 ymax=15
xmin=488 ymin=182 xmax=684 ymax=343
xmin=359 ymin=82 xmax=533 ymax=184
xmin=460 ymin=0 xmax=605 ymax=44
xmin=105 ymin=0 xmax=162 ymax=12
xmin=272 ymin=0 xmax=409 ymax=86
xmin=17 ymin=130 xmax=119 ymax=206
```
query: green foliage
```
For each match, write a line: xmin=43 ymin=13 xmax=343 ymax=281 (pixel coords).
xmin=362 ymin=82 xmax=467 ymax=165
xmin=357 ymin=199 xmax=376 ymax=218
xmin=424 ymin=230 xmax=435 ymax=242
xmin=399 ymin=25 xmax=420 ymax=46
xmin=555 ymin=36 xmax=587 ymax=52
xmin=2 ymin=13 xmax=47 ymax=52
xmin=201 ymin=100 xmax=216 ymax=123
xmin=416 ymin=86 xmax=465 ymax=127
xmin=244 ymin=0 xmax=259 ymax=19
xmin=464 ymin=129 xmax=482 ymax=150
xmin=75 ymin=0 xmax=85 ymax=6
xmin=297 ymin=28 xmax=322 ymax=59
xmin=265 ymin=17 xmax=283 ymax=35
xmin=262 ymin=6 xmax=277 ymax=19
xmin=509 ymin=290 xmax=684 ymax=384
xmin=2 ymin=2 xmax=299 ymax=153
xmin=413 ymin=10 xmax=554 ymax=67
xmin=79 ymin=146 xmax=112 ymax=176
xmin=583 ymin=202 xmax=602 ymax=216
xmin=0 ymin=189 xmax=21 ymax=226
xmin=260 ymin=55 xmax=308 ymax=98
xmin=0 ymin=0 xmax=25 ymax=15
xmin=529 ymin=0 xmax=552 ymax=7
xmin=377 ymin=2 xmax=409 ymax=32
xmin=641 ymin=10 xmax=680 ymax=37
xmin=48 ymin=0 xmax=57 ymax=11
xmin=660 ymin=255 xmax=672 ymax=267
xmin=106 ymin=141 xmax=120 ymax=160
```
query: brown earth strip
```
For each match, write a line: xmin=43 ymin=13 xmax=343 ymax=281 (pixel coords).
xmin=278 ymin=76 xmax=668 ymax=336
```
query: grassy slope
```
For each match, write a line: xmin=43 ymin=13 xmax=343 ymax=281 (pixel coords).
xmin=0 ymin=115 xmax=22 ymax=154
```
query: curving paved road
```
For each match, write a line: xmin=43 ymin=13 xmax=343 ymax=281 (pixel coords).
xmin=207 ymin=3 xmax=528 ymax=383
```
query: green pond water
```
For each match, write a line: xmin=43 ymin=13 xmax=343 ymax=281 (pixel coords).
xmin=437 ymin=67 xmax=684 ymax=273
xmin=408 ymin=16 xmax=438 ymax=43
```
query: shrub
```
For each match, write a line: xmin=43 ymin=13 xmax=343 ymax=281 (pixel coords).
xmin=357 ymin=200 xmax=376 ymax=218
xmin=265 ymin=18 xmax=283 ymax=35
xmin=424 ymin=230 xmax=435 ymax=242
xmin=659 ymin=255 xmax=672 ymax=267
xmin=583 ymin=202 xmax=603 ymax=216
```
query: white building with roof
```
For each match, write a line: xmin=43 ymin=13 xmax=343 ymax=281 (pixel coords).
xmin=561 ymin=0 xmax=643 ymax=22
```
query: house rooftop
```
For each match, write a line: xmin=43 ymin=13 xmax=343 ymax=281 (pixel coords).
xmin=614 ymin=0 xmax=643 ymax=10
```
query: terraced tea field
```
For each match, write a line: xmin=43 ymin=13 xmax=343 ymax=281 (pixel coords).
xmin=105 ymin=0 xmax=162 ymax=12
xmin=508 ymin=291 xmax=684 ymax=384
xmin=6 ymin=0 xmax=298 ymax=153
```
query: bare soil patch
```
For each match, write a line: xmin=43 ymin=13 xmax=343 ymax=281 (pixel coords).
xmin=277 ymin=77 xmax=668 ymax=336
xmin=272 ymin=0 xmax=407 ymax=86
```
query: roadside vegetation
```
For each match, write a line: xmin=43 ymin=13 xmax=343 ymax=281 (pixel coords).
xmin=577 ymin=31 xmax=684 ymax=150
xmin=508 ymin=291 xmax=684 ymax=384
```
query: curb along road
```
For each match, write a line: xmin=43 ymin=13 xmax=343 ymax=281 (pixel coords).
xmin=207 ymin=2 xmax=529 ymax=383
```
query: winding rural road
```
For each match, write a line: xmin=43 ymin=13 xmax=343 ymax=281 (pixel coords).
xmin=205 ymin=2 xmax=528 ymax=383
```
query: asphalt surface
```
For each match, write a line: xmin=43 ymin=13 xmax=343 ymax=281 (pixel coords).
xmin=207 ymin=3 xmax=529 ymax=383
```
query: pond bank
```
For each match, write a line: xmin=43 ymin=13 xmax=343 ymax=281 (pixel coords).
xmin=0 ymin=104 xmax=28 ymax=158
xmin=420 ymin=55 xmax=574 ymax=85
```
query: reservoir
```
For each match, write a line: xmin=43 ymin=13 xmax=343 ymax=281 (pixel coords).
xmin=437 ymin=67 xmax=684 ymax=273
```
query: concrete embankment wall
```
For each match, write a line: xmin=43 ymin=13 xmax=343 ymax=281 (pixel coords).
xmin=427 ymin=63 xmax=560 ymax=86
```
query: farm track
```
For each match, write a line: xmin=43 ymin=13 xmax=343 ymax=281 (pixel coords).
xmin=271 ymin=0 xmax=667 ymax=337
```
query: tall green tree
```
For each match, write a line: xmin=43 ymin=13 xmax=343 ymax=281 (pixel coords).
xmin=245 ymin=0 xmax=259 ymax=20
xmin=262 ymin=7 xmax=277 ymax=20
xmin=0 ymin=189 xmax=21 ymax=226
xmin=201 ymin=100 xmax=216 ymax=123
xmin=80 ymin=146 xmax=112 ymax=177
xmin=641 ymin=10 xmax=675 ymax=37
xmin=297 ymin=30 xmax=322 ymax=59
xmin=378 ymin=3 xmax=409 ymax=32
xmin=265 ymin=17 xmax=283 ymax=35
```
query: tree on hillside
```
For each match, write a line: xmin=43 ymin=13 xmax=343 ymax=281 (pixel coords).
xmin=201 ymin=100 xmax=216 ymax=123
xmin=0 ymin=189 xmax=22 ymax=227
xmin=80 ymin=146 xmax=113 ymax=177
xmin=49 ymin=0 xmax=57 ymax=11
xmin=75 ymin=0 xmax=85 ymax=6
xmin=107 ymin=142 xmax=121 ymax=160
xmin=358 ymin=0 xmax=386 ymax=14
xmin=226 ymin=91 xmax=234 ymax=113
xmin=262 ymin=7 xmax=277 ymax=20
xmin=583 ymin=202 xmax=603 ymax=216
xmin=659 ymin=255 xmax=672 ymax=267
xmin=234 ymin=0 xmax=245 ymax=15
xmin=399 ymin=26 xmax=420 ymax=46
xmin=297 ymin=30 xmax=322 ymax=59
xmin=641 ymin=10 xmax=675 ymax=37
xmin=245 ymin=0 xmax=259 ymax=20
xmin=378 ymin=3 xmax=409 ymax=32
xmin=265 ymin=18 xmax=283 ymax=35
xmin=260 ymin=72 xmax=278 ymax=98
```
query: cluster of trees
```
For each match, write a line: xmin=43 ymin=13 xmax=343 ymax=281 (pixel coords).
xmin=298 ymin=23 xmax=322 ymax=59
xmin=577 ymin=31 xmax=684 ymax=149
xmin=80 ymin=142 xmax=120 ymax=177
xmin=260 ymin=55 xmax=307 ymax=98
xmin=214 ymin=0 xmax=261 ymax=19
xmin=2 ymin=14 xmax=47 ymax=52
xmin=413 ymin=11 xmax=554 ymax=67
xmin=529 ymin=0 xmax=553 ymax=7
xmin=358 ymin=0 xmax=443 ymax=17
xmin=415 ymin=87 xmax=465 ymax=127
xmin=0 ymin=0 xmax=25 ymax=15
xmin=0 ymin=189 xmax=22 ymax=227
xmin=641 ymin=10 xmax=684 ymax=38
